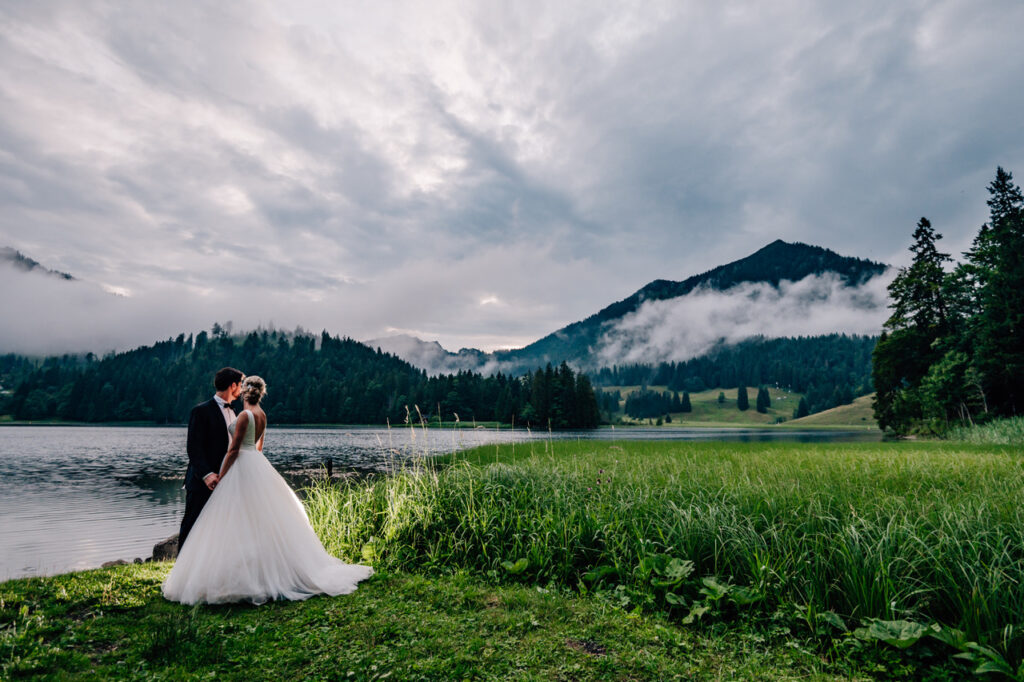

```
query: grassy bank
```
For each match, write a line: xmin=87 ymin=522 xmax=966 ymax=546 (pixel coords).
xmin=5 ymin=439 xmax=1021 ymax=679
xmin=305 ymin=440 xmax=1024 ymax=673
xmin=946 ymin=416 xmax=1024 ymax=445
xmin=3 ymin=564 xmax=868 ymax=680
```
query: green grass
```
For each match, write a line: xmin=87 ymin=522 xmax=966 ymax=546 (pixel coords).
xmin=788 ymin=394 xmax=877 ymax=428
xmin=605 ymin=385 xmax=806 ymax=426
xmin=946 ymin=416 xmax=1024 ymax=445
xmin=6 ymin=439 xmax=1020 ymax=679
xmin=306 ymin=440 xmax=1024 ymax=669
xmin=2 ymin=564 xmax=866 ymax=680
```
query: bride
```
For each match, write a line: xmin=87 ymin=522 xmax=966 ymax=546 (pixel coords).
xmin=163 ymin=376 xmax=373 ymax=604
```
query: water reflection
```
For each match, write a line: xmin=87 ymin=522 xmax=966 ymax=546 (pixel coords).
xmin=0 ymin=425 xmax=879 ymax=580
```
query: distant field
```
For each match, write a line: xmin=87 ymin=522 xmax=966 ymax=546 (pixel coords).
xmin=789 ymin=393 xmax=876 ymax=428
xmin=600 ymin=384 xmax=807 ymax=426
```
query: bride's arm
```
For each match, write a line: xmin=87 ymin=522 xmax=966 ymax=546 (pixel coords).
xmin=219 ymin=411 xmax=249 ymax=478
xmin=256 ymin=431 xmax=265 ymax=453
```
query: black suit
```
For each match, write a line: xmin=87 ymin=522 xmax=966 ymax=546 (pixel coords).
xmin=178 ymin=399 xmax=232 ymax=549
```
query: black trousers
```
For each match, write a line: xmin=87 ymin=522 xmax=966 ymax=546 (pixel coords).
xmin=178 ymin=486 xmax=212 ymax=551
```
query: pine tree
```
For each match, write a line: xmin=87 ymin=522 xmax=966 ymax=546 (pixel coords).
xmin=966 ymin=167 xmax=1024 ymax=415
xmin=681 ymin=392 xmax=692 ymax=412
xmin=737 ymin=386 xmax=749 ymax=411
xmin=794 ymin=396 xmax=810 ymax=419
xmin=872 ymin=217 xmax=952 ymax=432
xmin=755 ymin=386 xmax=770 ymax=413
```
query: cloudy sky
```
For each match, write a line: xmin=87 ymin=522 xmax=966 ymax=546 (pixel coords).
xmin=2 ymin=1 xmax=1023 ymax=355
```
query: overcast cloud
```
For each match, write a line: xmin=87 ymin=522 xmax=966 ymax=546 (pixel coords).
xmin=1 ymin=1 xmax=1022 ymax=355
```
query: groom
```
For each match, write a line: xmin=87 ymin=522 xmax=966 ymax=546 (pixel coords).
xmin=178 ymin=366 xmax=244 ymax=550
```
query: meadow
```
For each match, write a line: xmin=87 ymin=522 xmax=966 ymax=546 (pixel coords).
xmin=603 ymin=385 xmax=877 ymax=428
xmin=4 ymin=437 xmax=1023 ymax=679
xmin=306 ymin=439 xmax=1024 ymax=676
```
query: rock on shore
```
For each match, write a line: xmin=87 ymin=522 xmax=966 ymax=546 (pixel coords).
xmin=152 ymin=534 xmax=179 ymax=561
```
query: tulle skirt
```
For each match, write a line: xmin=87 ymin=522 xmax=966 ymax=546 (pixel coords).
xmin=162 ymin=447 xmax=373 ymax=605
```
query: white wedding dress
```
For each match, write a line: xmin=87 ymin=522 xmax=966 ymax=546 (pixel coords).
xmin=163 ymin=410 xmax=373 ymax=604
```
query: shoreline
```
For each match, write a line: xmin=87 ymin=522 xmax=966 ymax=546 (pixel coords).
xmin=0 ymin=419 xmax=880 ymax=432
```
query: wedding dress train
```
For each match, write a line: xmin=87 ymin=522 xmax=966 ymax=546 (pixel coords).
xmin=163 ymin=410 xmax=372 ymax=604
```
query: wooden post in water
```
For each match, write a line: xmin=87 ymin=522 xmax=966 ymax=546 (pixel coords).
xmin=326 ymin=457 xmax=333 ymax=480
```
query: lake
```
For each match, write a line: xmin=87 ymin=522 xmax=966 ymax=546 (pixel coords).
xmin=0 ymin=424 xmax=880 ymax=580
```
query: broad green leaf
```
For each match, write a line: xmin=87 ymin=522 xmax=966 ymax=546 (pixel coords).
xmin=729 ymin=586 xmax=764 ymax=606
xmin=928 ymin=625 xmax=968 ymax=651
xmin=664 ymin=592 xmax=685 ymax=606
xmin=863 ymin=619 xmax=933 ymax=649
xmin=501 ymin=558 xmax=528 ymax=574
xmin=974 ymin=660 xmax=1013 ymax=675
xmin=583 ymin=565 xmax=618 ymax=583
xmin=699 ymin=577 xmax=731 ymax=601
xmin=682 ymin=604 xmax=710 ymax=625
xmin=664 ymin=558 xmax=695 ymax=581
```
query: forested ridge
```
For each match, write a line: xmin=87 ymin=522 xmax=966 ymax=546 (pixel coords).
xmin=495 ymin=240 xmax=887 ymax=371
xmin=591 ymin=334 xmax=876 ymax=415
xmin=0 ymin=329 xmax=600 ymax=428
xmin=0 ymin=331 xmax=877 ymax=425
xmin=873 ymin=167 xmax=1024 ymax=434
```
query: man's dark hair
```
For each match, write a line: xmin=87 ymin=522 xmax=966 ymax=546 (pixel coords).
xmin=214 ymin=367 xmax=244 ymax=391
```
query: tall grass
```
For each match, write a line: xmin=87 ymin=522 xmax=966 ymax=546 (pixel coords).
xmin=947 ymin=416 xmax=1024 ymax=445
xmin=304 ymin=440 xmax=1024 ymax=659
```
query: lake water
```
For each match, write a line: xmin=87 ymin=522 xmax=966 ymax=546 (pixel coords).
xmin=0 ymin=425 xmax=880 ymax=580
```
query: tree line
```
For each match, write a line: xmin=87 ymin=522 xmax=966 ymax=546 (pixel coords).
xmin=873 ymin=167 xmax=1024 ymax=434
xmin=590 ymin=334 xmax=874 ymax=415
xmin=2 ymin=329 xmax=600 ymax=428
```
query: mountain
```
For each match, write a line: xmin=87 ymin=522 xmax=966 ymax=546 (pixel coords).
xmin=1 ymin=247 xmax=75 ymax=280
xmin=378 ymin=240 xmax=888 ymax=374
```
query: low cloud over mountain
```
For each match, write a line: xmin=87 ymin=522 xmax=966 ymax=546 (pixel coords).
xmin=595 ymin=271 xmax=892 ymax=366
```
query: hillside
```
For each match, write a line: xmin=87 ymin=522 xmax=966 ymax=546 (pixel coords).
xmin=0 ymin=330 xmax=598 ymax=427
xmin=788 ymin=393 xmax=877 ymax=428
xmin=1 ymin=246 xmax=74 ymax=280
xmin=501 ymin=240 xmax=886 ymax=369
xmin=377 ymin=240 xmax=887 ymax=376
xmin=602 ymin=385 xmax=805 ymax=427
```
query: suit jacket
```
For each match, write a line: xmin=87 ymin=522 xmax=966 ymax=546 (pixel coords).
xmin=184 ymin=398 xmax=231 ymax=491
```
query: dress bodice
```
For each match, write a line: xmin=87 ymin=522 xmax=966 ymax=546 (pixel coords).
xmin=228 ymin=409 xmax=261 ymax=450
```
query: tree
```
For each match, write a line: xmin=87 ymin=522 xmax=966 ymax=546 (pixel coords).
xmin=872 ymin=217 xmax=952 ymax=433
xmin=680 ymin=392 xmax=692 ymax=412
xmin=793 ymin=396 xmax=810 ymax=419
xmin=755 ymin=386 xmax=770 ymax=414
xmin=966 ymin=167 xmax=1024 ymax=415
xmin=737 ymin=386 xmax=749 ymax=411
xmin=717 ymin=391 xmax=726 ymax=405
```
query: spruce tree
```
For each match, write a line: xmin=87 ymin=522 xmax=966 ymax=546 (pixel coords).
xmin=872 ymin=217 xmax=952 ymax=433
xmin=756 ymin=386 xmax=770 ymax=413
xmin=794 ymin=396 xmax=810 ymax=419
xmin=966 ymin=167 xmax=1024 ymax=415
xmin=737 ymin=385 xmax=749 ymax=411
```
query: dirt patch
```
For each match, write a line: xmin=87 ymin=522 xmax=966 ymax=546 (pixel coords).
xmin=566 ymin=638 xmax=606 ymax=656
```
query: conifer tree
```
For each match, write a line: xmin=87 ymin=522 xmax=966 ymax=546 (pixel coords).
xmin=872 ymin=217 xmax=951 ymax=432
xmin=794 ymin=396 xmax=810 ymax=419
xmin=755 ymin=386 xmax=770 ymax=413
xmin=737 ymin=385 xmax=749 ymax=411
xmin=966 ymin=167 xmax=1024 ymax=415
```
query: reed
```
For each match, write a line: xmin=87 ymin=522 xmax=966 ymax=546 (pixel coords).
xmin=304 ymin=440 xmax=1024 ymax=662
xmin=946 ymin=416 xmax=1024 ymax=445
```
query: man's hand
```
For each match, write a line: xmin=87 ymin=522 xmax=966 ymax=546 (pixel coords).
xmin=204 ymin=473 xmax=220 ymax=490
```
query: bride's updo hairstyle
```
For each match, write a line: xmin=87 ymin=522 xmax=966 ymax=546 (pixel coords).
xmin=241 ymin=376 xmax=267 ymax=404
